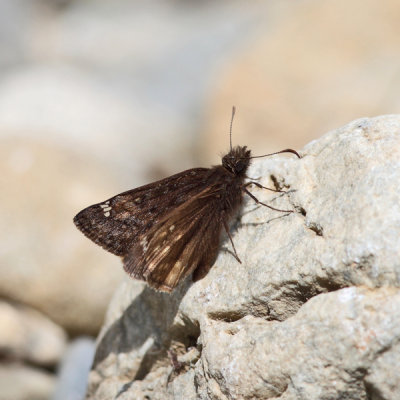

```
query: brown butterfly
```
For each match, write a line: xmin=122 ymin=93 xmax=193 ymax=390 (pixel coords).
xmin=73 ymin=108 xmax=300 ymax=292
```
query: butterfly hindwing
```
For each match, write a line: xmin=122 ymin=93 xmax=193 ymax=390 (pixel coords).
xmin=123 ymin=186 xmax=225 ymax=292
xmin=73 ymin=168 xmax=209 ymax=256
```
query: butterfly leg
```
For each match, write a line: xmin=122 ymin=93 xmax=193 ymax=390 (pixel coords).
xmin=223 ymin=219 xmax=242 ymax=264
xmin=244 ymin=181 xmax=285 ymax=193
xmin=243 ymin=188 xmax=294 ymax=213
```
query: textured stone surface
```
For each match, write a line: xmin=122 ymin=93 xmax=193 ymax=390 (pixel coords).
xmin=86 ymin=115 xmax=400 ymax=399
xmin=193 ymin=286 xmax=400 ymax=400
xmin=0 ymin=301 xmax=67 ymax=367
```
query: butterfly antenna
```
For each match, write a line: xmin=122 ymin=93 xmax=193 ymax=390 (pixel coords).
xmin=250 ymin=148 xmax=301 ymax=159
xmin=229 ymin=106 xmax=236 ymax=151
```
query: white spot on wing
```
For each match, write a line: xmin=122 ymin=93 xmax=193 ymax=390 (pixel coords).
xmin=100 ymin=201 xmax=112 ymax=216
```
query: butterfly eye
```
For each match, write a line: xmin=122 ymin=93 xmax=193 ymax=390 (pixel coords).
xmin=235 ymin=160 xmax=246 ymax=172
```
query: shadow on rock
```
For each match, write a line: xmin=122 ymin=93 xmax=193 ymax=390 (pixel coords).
xmin=92 ymin=280 xmax=195 ymax=381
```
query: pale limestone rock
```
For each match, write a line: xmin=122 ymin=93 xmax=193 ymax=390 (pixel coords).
xmin=195 ymin=286 xmax=400 ymax=400
xmin=365 ymin=341 xmax=400 ymax=399
xmin=86 ymin=115 xmax=400 ymax=400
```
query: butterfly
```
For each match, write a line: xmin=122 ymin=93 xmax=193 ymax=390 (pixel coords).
xmin=73 ymin=108 xmax=300 ymax=292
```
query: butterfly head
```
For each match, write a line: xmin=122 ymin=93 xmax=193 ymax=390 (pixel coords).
xmin=222 ymin=145 xmax=251 ymax=176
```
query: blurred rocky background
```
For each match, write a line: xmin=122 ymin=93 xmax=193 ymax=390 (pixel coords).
xmin=0 ymin=0 xmax=399 ymax=399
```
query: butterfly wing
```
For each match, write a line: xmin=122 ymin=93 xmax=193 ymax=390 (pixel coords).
xmin=123 ymin=185 xmax=227 ymax=292
xmin=73 ymin=168 xmax=209 ymax=256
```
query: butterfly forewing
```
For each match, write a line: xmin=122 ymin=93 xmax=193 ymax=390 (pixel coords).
xmin=73 ymin=168 xmax=209 ymax=256
xmin=123 ymin=185 xmax=225 ymax=292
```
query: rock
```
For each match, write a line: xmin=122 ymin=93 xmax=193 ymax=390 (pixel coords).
xmin=52 ymin=337 xmax=96 ymax=400
xmin=0 ymin=138 xmax=125 ymax=334
xmin=0 ymin=363 xmax=55 ymax=400
xmin=200 ymin=0 xmax=400 ymax=165
xmin=86 ymin=115 xmax=400 ymax=399
xmin=0 ymin=301 xmax=67 ymax=367
xmin=364 ymin=340 xmax=400 ymax=400
xmin=193 ymin=286 xmax=400 ymax=400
